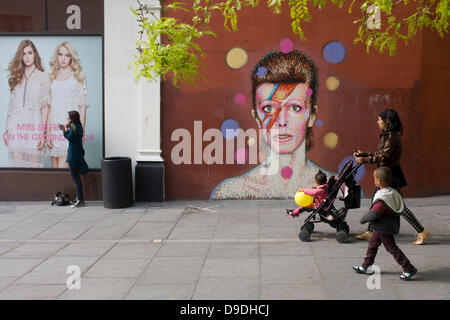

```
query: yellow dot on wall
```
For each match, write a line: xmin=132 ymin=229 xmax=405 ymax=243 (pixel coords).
xmin=323 ymin=132 xmax=338 ymax=149
xmin=326 ymin=76 xmax=340 ymax=91
xmin=247 ymin=137 xmax=256 ymax=146
xmin=226 ymin=47 xmax=248 ymax=69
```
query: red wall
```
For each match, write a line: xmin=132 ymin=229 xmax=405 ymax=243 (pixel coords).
xmin=417 ymin=28 xmax=450 ymax=196
xmin=161 ymin=5 xmax=449 ymax=199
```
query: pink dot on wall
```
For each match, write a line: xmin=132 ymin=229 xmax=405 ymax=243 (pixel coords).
xmin=280 ymin=38 xmax=294 ymax=54
xmin=234 ymin=93 xmax=247 ymax=106
xmin=235 ymin=148 xmax=248 ymax=164
xmin=281 ymin=166 xmax=293 ymax=179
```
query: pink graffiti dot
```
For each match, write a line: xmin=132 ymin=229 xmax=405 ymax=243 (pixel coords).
xmin=306 ymin=88 xmax=313 ymax=96
xmin=281 ymin=166 xmax=293 ymax=179
xmin=234 ymin=93 xmax=247 ymax=106
xmin=235 ymin=148 xmax=248 ymax=164
xmin=280 ymin=38 xmax=294 ymax=54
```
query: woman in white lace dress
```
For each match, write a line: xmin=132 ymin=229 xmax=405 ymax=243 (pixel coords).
xmin=2 ymin=40 xmax=50 ymax=168
xmin=46 ymin=41 xmax=89 ymax=168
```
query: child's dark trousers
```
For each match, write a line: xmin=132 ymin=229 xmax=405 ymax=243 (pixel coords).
xmin=362 ymin=230 xmax=415 ymax=273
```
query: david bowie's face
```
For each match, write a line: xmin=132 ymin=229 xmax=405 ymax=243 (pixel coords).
xmin=255 ymin=82 xmax=314 ymax=154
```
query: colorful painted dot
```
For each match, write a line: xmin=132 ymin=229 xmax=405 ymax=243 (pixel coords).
xmin=221 ymin=119 xmax=240 ymax=139
xmin=247 ymin=137 xmax=256 ymax=146
xmin=280 ymin=38 xmax=294 ymax=54
xmin=315 ymin=119 xmax=324 ymax=127
xmin=234 ymin=93 xmax=246 ymax=106
xmin=281 ymin=166 xmax=293 ymax=179
xmin=257 ymin=67 xmax=267 ymax=77
xmin=338 ymin=156 xmax=365 ymax=182
xmin=323 ymin=132 xmax=338 ymax=149
xmin=323 ymin=41 xmax=346 ymax=64
xmin=235 ymin=148 xmax=248 ymax=164
xmin=306 ymin=88 xmax=313 ymax=96
xmin=226 ymin=47 xmax=248 ymax=69
xmin=326 ymin=76 xmax=340 ymax=91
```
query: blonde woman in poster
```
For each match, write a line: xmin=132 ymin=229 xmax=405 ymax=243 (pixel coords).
xmin=2 ymin=39 xmax=50 ymax=168
xmin=46 ymin=41 xmax=89 ymax=168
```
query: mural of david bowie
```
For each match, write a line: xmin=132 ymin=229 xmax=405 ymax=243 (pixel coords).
xmin=211 ymin=50 xmax=337 ymax=199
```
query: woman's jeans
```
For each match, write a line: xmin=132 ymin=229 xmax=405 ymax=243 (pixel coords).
xmin=69 ymin=164 xmax=84 ymax=201
xmin=367 ymin=187 xmax=424 ymax=233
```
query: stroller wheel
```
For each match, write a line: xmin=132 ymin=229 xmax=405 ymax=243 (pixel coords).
xmin=336 ymin=230 xmax=349 ymax=243
xmin=301 ymin=222 xmax=315 ymax=233
xmin=299 ymin=229 xmax=311 ymax=242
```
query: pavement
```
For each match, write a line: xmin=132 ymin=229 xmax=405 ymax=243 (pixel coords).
xmin=0 ymin=196 xmax=448 ymax=300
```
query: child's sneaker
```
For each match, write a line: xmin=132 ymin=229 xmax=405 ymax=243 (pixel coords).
xmin=286 ymin=209 xmax=299 ymax=217
xmin=400 ymin=267 xmax=417 ymax=281
xmin=352 ymin=266 xmax=374 ymax=275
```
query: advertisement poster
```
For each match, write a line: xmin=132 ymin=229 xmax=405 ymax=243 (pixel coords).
xmin=0 ymin=35 xmax=102 ymax=169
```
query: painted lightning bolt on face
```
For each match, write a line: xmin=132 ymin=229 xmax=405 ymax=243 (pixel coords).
xmin=256 ymin=82 xmax=314 ymax=154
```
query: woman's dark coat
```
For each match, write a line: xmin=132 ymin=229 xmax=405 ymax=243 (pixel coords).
xmin=63 ymin=121 xmax=88 ymax=175
xmin=359 ymin=131 xmax=407 ymax=189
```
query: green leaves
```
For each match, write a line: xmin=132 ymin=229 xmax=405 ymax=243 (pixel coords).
xmin=129 ymin=3 xmax=216 ymax=87
xmin=131 ymin=0 xmax=449 ymax=87
xmin=355 ymin=0 xmax=448 ymax=56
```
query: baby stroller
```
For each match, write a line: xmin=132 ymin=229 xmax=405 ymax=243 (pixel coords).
xmin=298 ymin=160 xmax=362 ymax=243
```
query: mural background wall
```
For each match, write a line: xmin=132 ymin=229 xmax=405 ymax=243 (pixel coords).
xmin=161 ymin=5 xmax=450 ymax=199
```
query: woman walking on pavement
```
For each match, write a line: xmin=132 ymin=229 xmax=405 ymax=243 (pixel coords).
xmin=353 ymin=109 xmax=430 ymax=245
xmin=59 ymin=110 xmax=88 ymax=208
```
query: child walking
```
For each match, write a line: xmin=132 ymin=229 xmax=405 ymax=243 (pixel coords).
xmin=286 ymin=170 xmax=328 ymax=218
xmin=353 ymin=167 xmax=417 ymax=281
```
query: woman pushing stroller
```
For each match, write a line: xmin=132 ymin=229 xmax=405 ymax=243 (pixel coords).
xmin=354 ymin=109 xmax=430 ymax=245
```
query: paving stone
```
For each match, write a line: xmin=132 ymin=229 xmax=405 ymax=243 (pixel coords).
xmin=218 ymin=211 xmax=258 ymax=224
xmin=0 ymin=242 xmax=22 ymax=255
xmin=324 ymin=277 xmax=401 ymax=300
xmin=259 ymin=225 xmax=300 ymax=240
xmin=58 ymin=277 xmax=136 ymax=300
xmin=177 ymin=213 xmax=220 ymax=227
xmin=214 ymin=222 xmax=259 ymax=239
xmin=16 ymin=256 xmax=98 ymax=285
xmin=208 ymin=243 xmax=259 ymax=258
xmin=103 ymin=243 xmax=161 ymax=259
xmin=61 ymin=211 xmax=109 ymax=223
xmin=77 ymin=226 xmax=132 ymax=240
xmin=0 ymin=258 xmax=43 ymax=277
xmin=2 ymin=243 xmax=66 ymax=259
xmin=261 ymin=255 xmax=322 ymax=285
xmin=137 ymin=257 xmax=205 ymax=285
xmin=157 ymin=243 xmax=209 ymax=257
xmin=261 ymin=283 xmax=333 ymax=300
xmin=84 ymin=258 xmax=149 ymax=278
xmin=125 ymin=284 xmax=195 ymax=300
xmin=56 ymin=243 xmax=115 ymax=257
xmin=261 ymin=241 xmax=312 ymax=256
xmin=193 ymin=277 xmax=259 ymax=300
xmin=0 ymin=277 xmax=17 ymax=291
xmin=0 ymin=284 xmax=66 ymax=300
xmin=34 ymin=223 xmax=91 ymax=240
xmin=168 ymin=226 xmax=215 ymax=240
xmin=140 ymin=210 xmax=182 ymax=222
xmin=0 ymin=226 xmax=49 ymax=240
xmin=123 ymin=222 xmax=174 ymax=240
xmin=200 ymin=257 xmax=259 ymax=278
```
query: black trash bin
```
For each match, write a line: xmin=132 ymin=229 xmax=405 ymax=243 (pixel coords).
xmin=101 ymin=157 xmax=133 ymax=208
